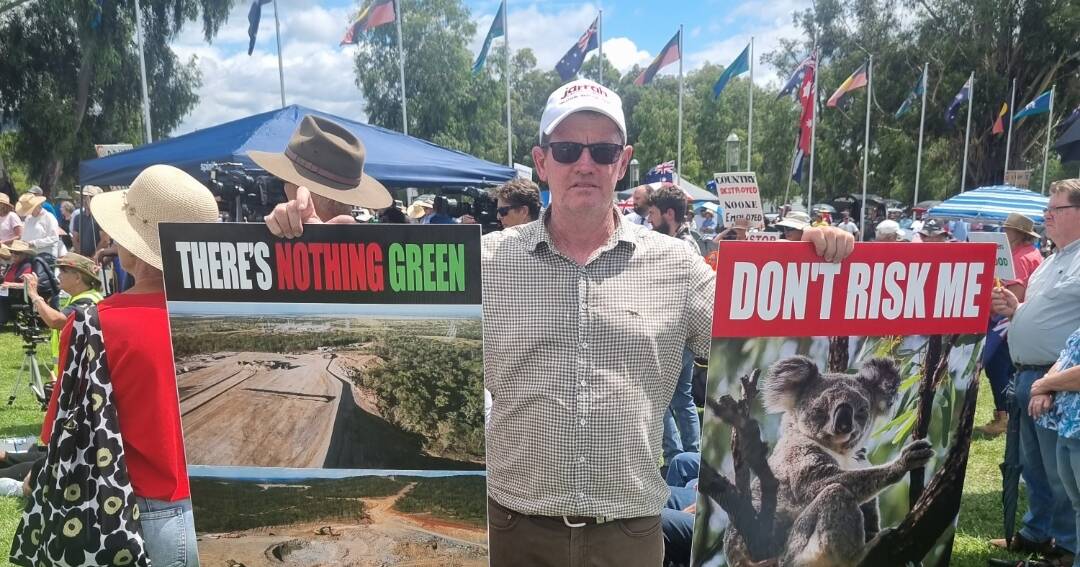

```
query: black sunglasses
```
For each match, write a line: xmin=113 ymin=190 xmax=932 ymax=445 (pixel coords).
xmin=545 ymin=142 xmax=624 ymax=165
xmin=496 ymin=205 xmax=523 ymax=217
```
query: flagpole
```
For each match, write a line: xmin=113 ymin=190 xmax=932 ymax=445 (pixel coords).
xmin=394 ymin=0 xmax=408 ymax=135
xmin=785 ymin=142 xmax=796 ymax=205
xmin=597 ymin=8 xmax=603 ymax=85
xmin=1004 ymin=77 xmax=1016 ymax=180
xmin=134 ymin=0 xmax=153 ymax=143
xmin=807 ymin=47 xmax=818 ymax=208
xmin=272 ymin=0 xmax=286 ymax=108
xmin=960 ymin=72 xmax=974 ymax=194
xmin=747 ymin=36 xmax=753 ymax=171
xmin=677 ymin=25 xmax=683 ymax=177
xmin=503 ymin=0 xmax=512 ymax=167
xmin=859 ymin=56 xmax=872 ymax=241
xmin=914 ymin=63 xmax=927 ymax=208
xmin=1041 ymin=85 xmax=1055 ymax=194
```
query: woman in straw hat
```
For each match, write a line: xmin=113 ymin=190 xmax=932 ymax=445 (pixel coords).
xmin=0 ymin=193 xmax=23 ymax=245
xmin=30 ymin=165 xmax=218 ymax=567
xmin=0 ymin=240 xmax=56 ymax=328
xmin=15 ymin=192 xmax=60 ymax=260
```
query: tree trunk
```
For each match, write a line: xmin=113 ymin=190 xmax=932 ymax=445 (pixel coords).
xmin=40 ymin=25 xmax=98 ymax=195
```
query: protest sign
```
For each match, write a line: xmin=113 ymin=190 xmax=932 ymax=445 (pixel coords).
xmin=160 ymin=223 xmax=487 ymax=567
xmin=691 ymin=241 xmax=995 ymax=567
xmin=746 ymin=231 xmax=780 ymax=242
xmin=967 ymin=231 xmax=1016 ymax=281
xmin=713 ymin=172 xmax=764 ymax=228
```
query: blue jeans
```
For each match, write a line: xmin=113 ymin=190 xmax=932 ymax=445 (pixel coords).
xmin=1016 ymin=369 xmax=1076 ymax=552
xmin=1057 ymin=437 xmax=1080 ymax=566
xmin=665 ymin=451 xmax=701 ymax=488
xmin=663 ymin=349 xmax=700 ymax=463
xmin=985 ymin=340 xmax=1015 ymax=411
xmin=137 ymin=497 xmax=199 ymax=567
xmin=661 ymin=508 xmax=694 ymax=567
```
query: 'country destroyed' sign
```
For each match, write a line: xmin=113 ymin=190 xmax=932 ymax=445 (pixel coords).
xmin=713 ymin=172 xmax=764 ymax=228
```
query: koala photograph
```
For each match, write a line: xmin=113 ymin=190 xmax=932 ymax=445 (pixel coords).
xmin=691 ymin=335 xmax=984 ymax=567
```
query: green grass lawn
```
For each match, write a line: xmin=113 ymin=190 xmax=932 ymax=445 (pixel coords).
xmin=0 ymin=328 xmax=1055 ymax=565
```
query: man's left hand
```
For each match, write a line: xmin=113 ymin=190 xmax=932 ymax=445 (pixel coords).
xmin=20 ymin=273 xmax=39 ymax=300
xmin=802 ymin=226 xmax=856 ymax=263
xmin=1029 ymin=393 xmax=1054 ymax=419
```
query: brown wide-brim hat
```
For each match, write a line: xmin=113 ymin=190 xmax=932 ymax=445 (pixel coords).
xmin=0 ymin=194 xmax=12 ymax=212
xmin=15 ymin=194 xmax=45 ymax=217
xmin=91 ymin=164 xmax=220 ymax=270
xmin=1002 ymin=212 xmax=1041 ymax=240
xmin=248 ymin=115 xmax=392 ymax=209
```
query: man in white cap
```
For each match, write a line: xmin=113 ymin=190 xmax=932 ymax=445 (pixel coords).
xmin=874 ymin=219 xmax=904 ymax=242
xmin=480 ymin=79 xmax=853 ymax=565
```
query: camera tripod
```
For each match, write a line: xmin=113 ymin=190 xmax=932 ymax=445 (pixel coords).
xmin=7 ymin=334 xmax=52 ymax=410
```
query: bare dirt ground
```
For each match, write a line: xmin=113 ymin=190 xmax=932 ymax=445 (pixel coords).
xmin=196 ymin=483 xmax=487 ymax=567
xmin=177 ymin=351 xmax=479 ymax=470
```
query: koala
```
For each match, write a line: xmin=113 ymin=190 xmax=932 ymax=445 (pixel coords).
xmin=724 ymin=356 xmax=934 ymax=567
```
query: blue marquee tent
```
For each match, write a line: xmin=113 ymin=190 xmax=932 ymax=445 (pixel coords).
xmin=78 ymin=105 xmax=515 ymax=188
xmin=927 ymin=185 xmax=1050 ymax=225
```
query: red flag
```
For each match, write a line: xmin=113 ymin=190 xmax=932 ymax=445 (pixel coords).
xmin=796 ymin=58 xmax=817 ymax=155
xmin=340 ymin=0 xmax=396 ymax=45
xmin=634 ymin=31 xmax=681 ymax=86
xmin=992 ymin=102 xmax=1008 ymax=135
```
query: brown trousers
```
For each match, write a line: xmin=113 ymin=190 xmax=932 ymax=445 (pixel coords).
xmin=487 ymin=497 xmax=664 ymax=567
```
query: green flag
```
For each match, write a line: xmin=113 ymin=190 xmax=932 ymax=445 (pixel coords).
xmin=472 ymin=0 xmax=505 ymax=74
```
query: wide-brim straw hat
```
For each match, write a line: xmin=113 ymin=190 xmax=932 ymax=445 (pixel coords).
xmin=0 ymin=245 xmax=10 ymax=262
xmin=0 ymin=193 xmax=12 ymax=211
xmin=8 ymin=240 xmax=32 ymax=254
xmin=91 ymin=164 xmax=220 ymax=270
xmin=248 ymin=115 xmax=392 ymax=209
xmin=15 ymin=194 xmax=45 ymax=217
xmin=406 ymin=200 xmax=433 ymax=219
xmin=1002 ymin=212 xmax=1041 ymax=240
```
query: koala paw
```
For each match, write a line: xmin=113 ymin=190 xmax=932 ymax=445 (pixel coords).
xmin=897 ymin=439 xmax=934 ymax=471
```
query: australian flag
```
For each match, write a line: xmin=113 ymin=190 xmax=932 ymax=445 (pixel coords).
xmin=644 ymin=160 xmax=676 ymax=184
xmin=777 ymin=54 xmax=816 ymax=100
xmin=556 ymin=17 xmax=600 ymax=81
xmin=945 ymin=74 xmax=973 ymax=127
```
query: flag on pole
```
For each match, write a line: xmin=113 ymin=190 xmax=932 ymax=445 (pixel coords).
xmin=1013 ymin=90 xmax=1053 ymax=121
xmin=555 ymin=17 xmax=599 ymax=81
xmin=472 ymin=0 xmax=506 ymax=74
xmin=711 ymin=43 xmax=750 ymax=99
xmin=340 ymin=0 xmax=396 ymax=45
xmin=1059 ymin=105 xmax=1080 ymax=135
xmin=791 ymin=57 xmax=816 ymax=181
xmin=993 ymin=102 xmax=1008 ymax=135
xmin=634 ymin=30 xmax=681 ymax=86
xmin=777 ymin=54 xmax=815 ymax=99
xmin=826 ymin=62 xmax=868 ymax=108
xmin=894 ymin=71 xmax=926 ymax=118
xmin=945 ymin=75 xmax=972 ymax=127
xmin=246 ymin=0 xmax=273 ymax=55
xmin=644 ymin=161 xmax=676 ymax=184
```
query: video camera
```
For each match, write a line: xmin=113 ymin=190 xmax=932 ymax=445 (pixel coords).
xmin=202 ymin=162 xmax=287 ymax=222
xmin=437 ymin=187 xmax=501 ymax=233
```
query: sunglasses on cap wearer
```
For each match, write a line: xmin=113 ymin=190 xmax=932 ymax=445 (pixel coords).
xmin=496 ymin=205 xmax=525 ymax=217
xmin=544 ymin=142 xmax=624 ymax=165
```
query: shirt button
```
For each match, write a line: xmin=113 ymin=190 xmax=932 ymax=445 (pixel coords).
xmin=580 ymin=418 xmax=586 ymax=426
xmin=580 ymin=379 xmax=587 ymax=387
xmin=582 ymin=343 xmax=589 ymax=350
xmin=579 ymin=456 xmax=586 ymax=464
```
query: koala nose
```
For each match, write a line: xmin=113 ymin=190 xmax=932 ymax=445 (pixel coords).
xmin=834 ymin=403 xmax=854 ymax=435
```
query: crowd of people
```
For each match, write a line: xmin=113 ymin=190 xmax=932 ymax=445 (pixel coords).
xmin=0 ymin=74 xmax=1076 ymax=567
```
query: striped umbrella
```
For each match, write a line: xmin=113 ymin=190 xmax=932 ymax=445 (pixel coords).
xmin=927 ymin=185 xmax=1050 ymax=226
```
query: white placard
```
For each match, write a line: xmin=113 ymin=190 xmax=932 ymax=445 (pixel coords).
xmin=513 ymin=163 xmax=533 ymax=180
xmin=94 ymin=143 xmax=134 ymax=158
xmin=746 ymin=231 xmax=780 ymax=242
xmin=968 ymin=232 xmax=1016 ymax=281
xmin=713 ymin=172 xmax=763 ymax=229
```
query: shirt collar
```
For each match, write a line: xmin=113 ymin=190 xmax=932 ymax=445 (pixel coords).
xmin=522 ymin=207 xmax=641 ymax=253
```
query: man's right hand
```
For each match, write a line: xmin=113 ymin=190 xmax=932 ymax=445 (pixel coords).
xmin=992 ymin=286 xmax=1019 ymax=317
xmin=265 ymin=186 xmax=322 ymax=238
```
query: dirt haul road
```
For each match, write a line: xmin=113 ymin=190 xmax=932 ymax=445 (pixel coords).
xmin=177 ymin=351 xmax=480 ymax=470
xmin=196 ymin=483 xmax=487 ymax=567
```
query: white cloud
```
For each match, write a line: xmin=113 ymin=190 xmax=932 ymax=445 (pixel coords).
xmin=170 ymin=1 xmax=365 ymax=136
xmin=601 ymin=37 xmax=651 ymax=74
xmin=687 ymin=0 xmax=809 ymax=86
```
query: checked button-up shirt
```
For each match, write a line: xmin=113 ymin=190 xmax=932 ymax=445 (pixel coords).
xmin=482 ymin=209 xmax=714 ymax=518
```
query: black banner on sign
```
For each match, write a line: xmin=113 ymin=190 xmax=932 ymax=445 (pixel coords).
xmin=158 ymin=223 xmax=483 ymax=304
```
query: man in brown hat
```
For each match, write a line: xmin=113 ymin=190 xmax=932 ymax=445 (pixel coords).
xmin=253 ymin=115 xmax=392 ymax=236
xmin=978 ymin=213 xmax=1045 ymax=436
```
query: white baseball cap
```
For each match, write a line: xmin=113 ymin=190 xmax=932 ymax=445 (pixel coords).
xmin=875 ymin=219 xmax=902 ymax=236
xmin=539 ymin=79 xmax=627 ymax=144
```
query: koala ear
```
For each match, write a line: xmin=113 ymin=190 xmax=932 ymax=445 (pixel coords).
xmin=856 ymin=358 xmax=901 ymax=412
xmin=762 ymin=356 xmax=820 ymax=413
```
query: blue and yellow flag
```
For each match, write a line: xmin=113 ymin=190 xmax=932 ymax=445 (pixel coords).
xmin=472 ymin=1 xmax=506 ymax=74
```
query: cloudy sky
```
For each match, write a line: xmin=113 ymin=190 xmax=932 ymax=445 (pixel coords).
xmin=170 ymin=0 xmax=811 ymax=136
